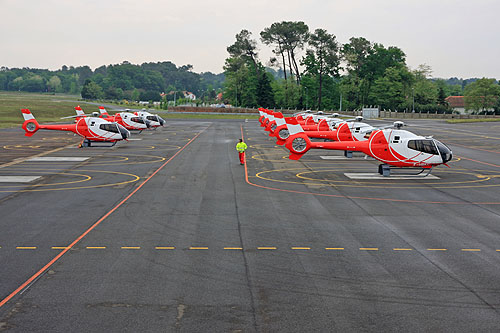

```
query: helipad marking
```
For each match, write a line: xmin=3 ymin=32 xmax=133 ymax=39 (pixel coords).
xmin=320 ymin=156 xmax=349 ymax=160
xmin=344 ymin=173 xmax=440 ymax=180
xmin=0 ymin=176 xmax=42 ymax=183
xmin=27 ymin=157 xmax=90 ymax=162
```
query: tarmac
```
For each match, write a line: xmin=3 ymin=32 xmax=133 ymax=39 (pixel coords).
xmin=0 ymin=118 xmax=499 ymax=332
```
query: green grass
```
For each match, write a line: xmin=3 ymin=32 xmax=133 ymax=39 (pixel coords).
xmin=446 ymin=118 xmax=500 ymax=123
xmin=0 ymin=91 xmax=98 ymax=128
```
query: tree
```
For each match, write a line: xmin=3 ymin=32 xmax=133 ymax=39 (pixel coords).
xmin=81 ymin=80 xmax=103 ymax=99
xmin=412 ymin=65 xmax=438 ymax=107
xmin=369 ymin=66 xmax=413 ymax=110
xmin=47 ymin=75 xmax=62 ymax=92
xmin=464 ymin=78 xmax=500 ymax=112
xmin=303 ymin=28 xmax=340 ymax=110
xmin=261 ymin=21 xmax=309 ymax=84
xmin=256 ymin=71 xmax=275 ymax=107
xmin=227 ymin=30 xmax=259 ymax=73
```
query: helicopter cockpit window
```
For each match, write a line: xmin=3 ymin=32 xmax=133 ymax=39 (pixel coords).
xmin=407 ymin=139 xmax=439 ymax=155
xmin=131 ymin=117 xmax=145 ymax=124
xmin=99 ymin=123 xmax=119 ymax=133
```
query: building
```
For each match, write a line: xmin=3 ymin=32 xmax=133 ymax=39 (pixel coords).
xmin=445 ymin=96 xmax=465 ymax=114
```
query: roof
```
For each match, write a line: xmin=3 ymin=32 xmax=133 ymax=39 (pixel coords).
xmin=445 ymin=96 xmax=465 ymax=108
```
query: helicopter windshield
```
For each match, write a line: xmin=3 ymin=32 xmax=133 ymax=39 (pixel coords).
xmin=131 ymin=116 xmax=145 ymax=124
xmin=407 ymin=139 xmax=439 ymax=155
xmin=435 ymin=140 xmax=452 ymax=163
xmin=99 ymin=123 xmax=119 ymax=133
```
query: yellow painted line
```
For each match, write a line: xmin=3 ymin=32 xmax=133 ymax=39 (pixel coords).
xmin=155 ymin=246 xmax=175 ymax=250
xmin=497 ymin=250 xmax=500 ymax=252
xmin=86 ymin=246 xmax=106 ymax=249
xmin=360 ymin=248 xmax=379 ymax=251
xmin=427 ymin=248 xmax=447 ymax=251
xmin=258 ymin=247 xmax=277 ymax=250
xmin=189 ymin=247 xmax=208 ymax=250
xmin=461 ymin=249 xmax=481 ymax=252
xmin=121 ymin=246 xmax=141 ymax=250
xmin=393 ymin=248 xmax=413 ymax=251
xmin=51 ymin=247 xmax=69 ymax=250
xmin=16 ymin=247 xmax=37 ymax=250
xmin=224 ymin=247 xmax=243 ymax=250
xmin=325 ymin=247 xmax=344 ymax=250
xmin=291 ymin=247 xmax=310 ymax=250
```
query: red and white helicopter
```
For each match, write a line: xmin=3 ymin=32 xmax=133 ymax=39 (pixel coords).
xmin=21 ymin=109 xmax=130 ymax=147
xmin=95 ymin=106 xmax=151 ymax=132
xmin=133 ymin=109 xmax=166 ymax=129
xmin=65 ymin=106 xmax=152 ymax=132
xmin=264 ymin=110 xmax=373 ymax=146
xmin=284 ymin=118 xmax=452 ymax=176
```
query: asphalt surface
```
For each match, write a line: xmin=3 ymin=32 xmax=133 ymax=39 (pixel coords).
xmin=0 ymin=118 xmax=500 ymax=332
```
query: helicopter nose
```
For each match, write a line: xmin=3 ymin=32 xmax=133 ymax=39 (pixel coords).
xmin=442 ymin=150 xmax=452 ymax=164
xmin=435 ymin=140 xmax=452 ymax=164
xmin=120 ymin=128 xmax=130 ymax=140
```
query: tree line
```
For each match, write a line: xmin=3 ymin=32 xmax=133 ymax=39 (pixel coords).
xmin=223 ymin=21 xmax=500 ymax=113
xmin=0 ymin=62 xmax=224 ymax=102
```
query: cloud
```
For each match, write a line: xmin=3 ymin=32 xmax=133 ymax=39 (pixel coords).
xmin=0 ymin=0 xmax=499 ymax=77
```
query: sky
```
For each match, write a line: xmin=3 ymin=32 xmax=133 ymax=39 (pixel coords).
xmin=1 ymin=0 xmax=499 ymax=79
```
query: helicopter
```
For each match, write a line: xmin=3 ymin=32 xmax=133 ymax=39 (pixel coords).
xmin=21 ymin=109 xmax=129 ymax=147
xmin=64 ymin=106 xmax=151 ymax=132
xmin=284 ymin=118 xmax=452 ymax=176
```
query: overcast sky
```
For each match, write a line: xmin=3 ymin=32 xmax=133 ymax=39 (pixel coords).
xmin=1 ymin=0 xmax=498 ymax=78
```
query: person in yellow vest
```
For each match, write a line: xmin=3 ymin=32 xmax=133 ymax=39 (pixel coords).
xmin=236 ymin=139 xmax=248 ymax=165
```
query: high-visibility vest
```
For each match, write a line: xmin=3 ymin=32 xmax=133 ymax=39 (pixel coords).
xmin=236 ymin=142 xmax=248 ymax=153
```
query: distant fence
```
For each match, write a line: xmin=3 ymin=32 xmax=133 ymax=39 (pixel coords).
xmin=168 ymin=106 xmax=500 ymax=119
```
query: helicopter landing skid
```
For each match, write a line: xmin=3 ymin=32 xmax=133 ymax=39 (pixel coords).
xmin=80 ymin=139 xmax=117 ymax=148
xmin=378 ymin=164 xmax=433 ymax=177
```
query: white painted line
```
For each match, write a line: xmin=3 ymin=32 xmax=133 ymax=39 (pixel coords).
xmin=320 ymin=156 xmax=348 ymax=160
xmin=27 ymin=157 xmax=90 ymax=162
xmin=344 ymin=173 xmax=440 ymax=180
xmin=320 ymin=156 xmax=374 ymax=160
xmin=127 ymin=138 xmax=143 ymax=141
xmin=0 ymin=176 xmax=42 ymax=183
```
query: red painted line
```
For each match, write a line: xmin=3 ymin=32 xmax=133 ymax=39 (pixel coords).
xmin=458 ymin=156 xmax=500 ymax=168
xmin=240 ymin=125 xmax=500 ymax=205
xmin=452 ymin=143 xmax=500 ymax=155
xmin=0 ymin=129 xmax=205 ymax=308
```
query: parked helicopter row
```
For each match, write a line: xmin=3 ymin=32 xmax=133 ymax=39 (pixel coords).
xmin=21 ymin=107 xmax=166 ymax=147
xmin=258 ymin=108 xmax=453 ymax=176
